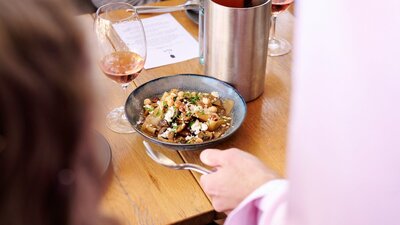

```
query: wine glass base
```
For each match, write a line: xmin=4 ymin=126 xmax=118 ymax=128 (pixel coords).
xmin=268 ymin=37 xmax=292 ymax=57
xmin=106 ymin=106 xmax=135 ymax=134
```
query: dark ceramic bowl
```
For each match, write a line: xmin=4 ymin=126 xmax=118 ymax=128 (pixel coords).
xmin=125 ymin=74 xmax=247 ymax=151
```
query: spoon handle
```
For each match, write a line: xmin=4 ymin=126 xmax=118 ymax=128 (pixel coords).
xmin=183 ymin=164 xmax=212 ymax=175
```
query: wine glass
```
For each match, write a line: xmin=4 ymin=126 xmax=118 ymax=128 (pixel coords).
xmin=95 ymin=2 xmax=147 ymax=133
xmin=268 ymin=0 xmax=294 ymax=56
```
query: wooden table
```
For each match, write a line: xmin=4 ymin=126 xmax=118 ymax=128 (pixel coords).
xmin=78 ymin=0 xmax=294 ymax=224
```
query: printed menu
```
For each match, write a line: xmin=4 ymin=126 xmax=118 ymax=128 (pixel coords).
xmin=113 ymin=13 xmax=199 ymax=69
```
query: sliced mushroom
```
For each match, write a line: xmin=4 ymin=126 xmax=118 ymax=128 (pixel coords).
xmin=222 ymin=99 xmax=234 ymax=115
xmin=212 ymin=99 xmax=222 ymax=106
xmin=198 ymin=131 xmax=213 ymax=141
xmin=207 ymin=119 xmax=224 ymax=131
xmin=194 ymin=112 xmax=210 ymax=122
xmin=142 ymin=124 xmax=157 ymax=135
xmin=175 ymin=123 xmax=186 ymax=133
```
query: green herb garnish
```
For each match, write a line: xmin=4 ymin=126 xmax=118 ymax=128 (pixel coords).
xmin=189 ymin=95 xmax=200 ymax=104
xmin=144 ymin=106 xmax=154 ymax=112
xmin=172 ymin=107 xmax=179 ymax=120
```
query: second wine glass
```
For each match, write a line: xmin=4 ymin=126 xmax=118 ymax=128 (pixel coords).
xmin=268 ymin=0 xmax=293 ymax=56
xmin=95 ymin=2 xmax=147 ymax=133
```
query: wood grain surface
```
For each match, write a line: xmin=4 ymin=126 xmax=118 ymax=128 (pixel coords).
xmin=78 ymin=0 xmax=294 ymax=223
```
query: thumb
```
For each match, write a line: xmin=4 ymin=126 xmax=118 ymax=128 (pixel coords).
xmin=200 ymin=149 xmax=224 ymax=167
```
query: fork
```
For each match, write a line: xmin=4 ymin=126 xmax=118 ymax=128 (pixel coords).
xmin=143 ymin=141 xmax=212 ymax=175
xmin=135 ymin=0 xmax=200 ymax=14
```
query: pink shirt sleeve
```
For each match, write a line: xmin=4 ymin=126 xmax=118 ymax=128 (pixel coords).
xmin=227 ymin=0 xmax=400 ymax=224
xmin=287 ymin=0 xmax=400 ymax=224
xmin=225 ymin=180 xmax=288 ymax=225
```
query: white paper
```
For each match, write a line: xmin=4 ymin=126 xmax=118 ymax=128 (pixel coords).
xmin=112 ymin=13 xmax=199 ymax=69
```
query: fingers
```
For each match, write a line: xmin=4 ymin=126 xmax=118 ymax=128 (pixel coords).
xmin=199 ymin=149 xmax=227 ymax=196
xmin=199 ymin=148 xmax=276 ymax=215
xmin=200 ymin=149 xmax=225 ymax=167
xmin=200 ymin=178 xmax=231 ymax=213
xmin=199 ymin=171 xmax=218 ymax=195
xmin=200 ymin=148 xmax=246 ymax=167
xmin=225 ymin=210 xmax=232 ymax=215
xmin=210 ymin=196 xmax=233 ymax=213
xmin=206 ymin=193 xmax=236 ymax=213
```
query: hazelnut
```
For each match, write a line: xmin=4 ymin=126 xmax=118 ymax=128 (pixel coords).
xmin=143 ymin=98 xmax=151 ymax=105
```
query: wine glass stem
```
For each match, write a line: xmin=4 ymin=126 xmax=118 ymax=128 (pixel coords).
xmin=270 ymin=14 xmax=278 ymax=41
xmin=122 ymin=84 xmax=128 ymax=95
xmin=121 ymin=84 xmax=129 ymax=119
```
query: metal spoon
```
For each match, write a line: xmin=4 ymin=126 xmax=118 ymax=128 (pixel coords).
xmin=143 ymin=141 xmax=211 ymax=175
xmin=135 ymin=0 xmax=199 ymax=14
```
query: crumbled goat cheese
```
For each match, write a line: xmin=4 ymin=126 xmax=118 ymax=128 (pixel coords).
xmin=189 ymin=104 xmax=203 ymax=113
xmin=211 ymin=91 xmax=219 ymax=98
xmin=164 ymin=106 xmax=175 ymax=123
xmin=190 ymin=120 xmax=201 ymax=135
xmin=160 ymin=128 xmax=173 ymax=138
xmin=202 ymin=97 xmax=210 ymax=105
xmin=190 ymin=119 xmax=208 ymax=135
xmin=185 ymin=135 xmax=194 ymax=141
xmin=201 ymin=123 xmax=208 ymax=131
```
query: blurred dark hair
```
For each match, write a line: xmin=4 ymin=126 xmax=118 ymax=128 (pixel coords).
xmin=0 ymin=0 xmax=110 ymax=225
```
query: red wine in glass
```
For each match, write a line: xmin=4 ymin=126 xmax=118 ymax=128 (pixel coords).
xmin=100 ymin=51 xmax=145 ymax=84
xmin=272 ymin=0 xmax=293 ymax=14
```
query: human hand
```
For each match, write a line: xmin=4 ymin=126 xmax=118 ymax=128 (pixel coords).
xmin=200 ymin=148 xmax=278 ymax=213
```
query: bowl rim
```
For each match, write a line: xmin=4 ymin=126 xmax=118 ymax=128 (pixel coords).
xmin=125 ymin=73 xmax=247 ymax=150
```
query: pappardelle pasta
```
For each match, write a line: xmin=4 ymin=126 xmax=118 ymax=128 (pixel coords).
xmin=137 ymin=89 xmax=233 ymax=144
